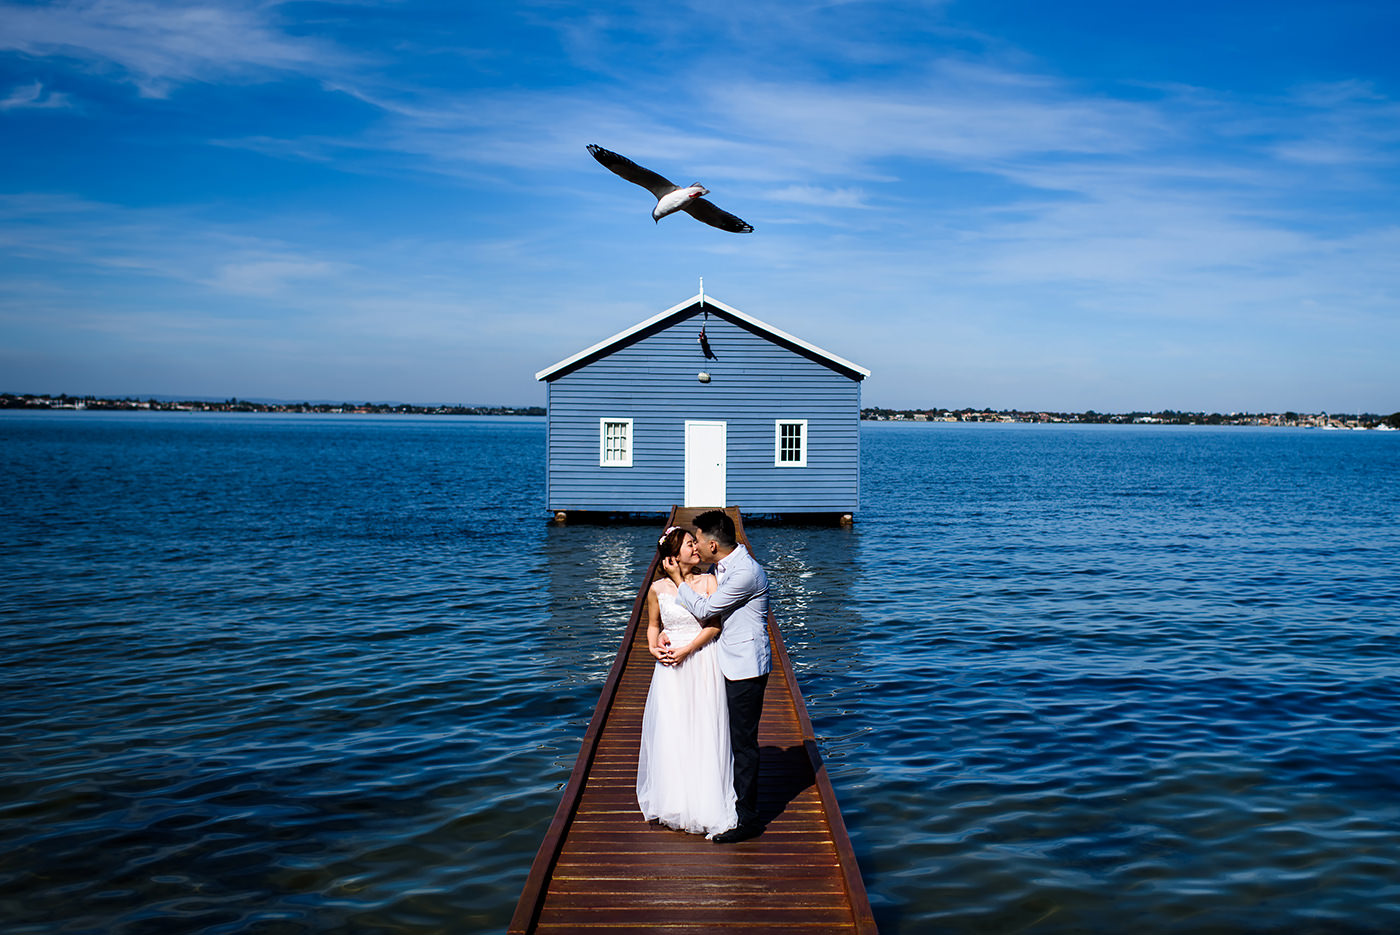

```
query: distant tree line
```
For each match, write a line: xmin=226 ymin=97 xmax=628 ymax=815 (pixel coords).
xmin=862 ymin=406 xmax=1400 ymax=428
xmin=0 ymin=394 xmax=544 ymax=416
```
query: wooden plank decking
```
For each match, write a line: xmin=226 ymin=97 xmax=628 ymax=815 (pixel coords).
xmin=510 ymin=506 xmax=876 ymax=934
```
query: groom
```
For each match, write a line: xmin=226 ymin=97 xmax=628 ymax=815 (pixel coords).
xmin=663 ymin=509 xmax=770 ymax=844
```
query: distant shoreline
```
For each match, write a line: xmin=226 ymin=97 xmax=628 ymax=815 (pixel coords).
xmin=864 ymin=407 xmax=1400 ymax=429
xmin=5 ymin=394 xmax=1396 ymax=429
xmin=1 ymin=394 xmax=543 ymax=417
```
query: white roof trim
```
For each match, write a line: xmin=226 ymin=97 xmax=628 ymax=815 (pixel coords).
xmin=534 ymin=293 xmax=871 ymax=381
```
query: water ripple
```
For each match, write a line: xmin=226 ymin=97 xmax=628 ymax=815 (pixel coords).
xmin=3 ymin=415 xmax=1399 ymax=933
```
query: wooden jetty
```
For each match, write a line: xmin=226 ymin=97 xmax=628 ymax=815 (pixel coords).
xmin=510 ymin=506 xmax=876 ymax=934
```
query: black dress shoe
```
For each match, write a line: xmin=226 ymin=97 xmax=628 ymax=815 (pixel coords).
xmin=712 ymin=824 xmax=763 ymax=844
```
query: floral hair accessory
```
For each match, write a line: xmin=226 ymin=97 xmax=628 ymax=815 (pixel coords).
xmin=658 ymin=525 xmax=682 ymax=547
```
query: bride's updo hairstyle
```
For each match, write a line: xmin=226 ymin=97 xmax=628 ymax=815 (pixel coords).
xmin=654 ymin=525 xmax=689 ymax=578
xmin=657 ymin=525 xmax=688 ymax=556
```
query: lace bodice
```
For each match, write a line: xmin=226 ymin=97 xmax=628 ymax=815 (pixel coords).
xmin=655 ymin=581 xmax=705 ymax=642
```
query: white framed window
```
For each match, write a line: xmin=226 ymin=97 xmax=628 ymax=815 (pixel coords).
xmin=600 ymin=418 xmax=633 ymax=467
xmin=774 ymin=419 xmax=807 ymax=467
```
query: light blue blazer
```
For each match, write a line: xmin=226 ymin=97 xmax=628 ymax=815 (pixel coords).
xmin=678 ymin=544 xmax=771 ymax=681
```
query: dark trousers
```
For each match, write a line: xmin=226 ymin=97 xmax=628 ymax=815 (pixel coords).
xmin=725 ymin=672 xmax=769 ymax=827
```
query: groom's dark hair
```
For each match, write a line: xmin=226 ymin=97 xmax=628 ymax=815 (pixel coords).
xmin=692 ymin=509 xmax=737 ymax=548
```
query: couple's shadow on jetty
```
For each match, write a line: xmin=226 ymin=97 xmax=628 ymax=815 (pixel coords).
xmin=755 ymin=742 xmax=819 ymax=824
xmin=637 ymin=742 xmax=812 ymax=831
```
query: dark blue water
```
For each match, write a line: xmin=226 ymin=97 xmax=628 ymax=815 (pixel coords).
xmin=3 ymin=413 xmax=1398 ymax=934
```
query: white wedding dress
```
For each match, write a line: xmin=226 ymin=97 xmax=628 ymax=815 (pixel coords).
xmin=636 ymin=581 xmax=737 ymax=838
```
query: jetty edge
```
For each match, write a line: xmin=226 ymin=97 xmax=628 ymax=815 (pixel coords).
xmin=509 ymin=505 xmax=877 ymax=934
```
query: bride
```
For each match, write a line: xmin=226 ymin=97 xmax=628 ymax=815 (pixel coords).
xmin=635 ymin=526 xmax=738 ymax=838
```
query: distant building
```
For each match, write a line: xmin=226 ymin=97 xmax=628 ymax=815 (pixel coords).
xmin=535 ymin=293 xmax=870 ymax=520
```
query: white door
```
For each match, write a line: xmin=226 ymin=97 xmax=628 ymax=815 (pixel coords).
xmin=684 ymin=420 xmax=727 ymax=507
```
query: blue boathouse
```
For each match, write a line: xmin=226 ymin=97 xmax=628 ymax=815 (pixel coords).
xmin=535 ymin=292 xmax=870 ymax=521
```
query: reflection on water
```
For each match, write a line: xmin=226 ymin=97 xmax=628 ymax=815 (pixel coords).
xmin=747 ymin=522 xmax=864 ymax=714
xmin=540 ymin=523 xmax=659 ymax=682
xmin=3 ymin=415 xmax=1399 ymax=934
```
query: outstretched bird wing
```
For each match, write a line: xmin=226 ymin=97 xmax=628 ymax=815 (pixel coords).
xmin=683 ymin=197 xmax=754 ymax=234
xmin=587 ymin=144 xmax=678 ymax=199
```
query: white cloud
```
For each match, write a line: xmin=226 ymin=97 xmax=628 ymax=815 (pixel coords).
xmin=706 ymin=69 xmax=1164 ymax=172
xmin=1267 ymin=84 xmax=1400 ymax=174
xmin=766 ymin=185 xmax=871 ymax=209
xmin=203 ymin=258 xmax=349 ymax=297
xmin=0 ymin=0 xmax=349 ymax=96
xmin=0 ymin=80 xmax=72 ymax=110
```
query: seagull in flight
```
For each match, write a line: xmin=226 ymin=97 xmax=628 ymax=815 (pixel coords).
xmin=587 ymin=144 xmax=754 ymax=233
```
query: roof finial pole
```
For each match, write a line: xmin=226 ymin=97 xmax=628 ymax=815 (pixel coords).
xmin=699 ymin=276 xmax=704 ymax=307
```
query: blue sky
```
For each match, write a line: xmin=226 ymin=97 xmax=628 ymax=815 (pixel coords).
xmin=2 ymin=0 xmax=1397 ymax=411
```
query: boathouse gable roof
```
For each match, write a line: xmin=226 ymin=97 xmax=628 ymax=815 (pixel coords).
xmin=534 ymin=293 xmax=870 ymax=383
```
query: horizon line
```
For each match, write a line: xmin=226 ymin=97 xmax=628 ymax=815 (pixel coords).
xmin=4 ymin=392 xmax=1395 ymax=419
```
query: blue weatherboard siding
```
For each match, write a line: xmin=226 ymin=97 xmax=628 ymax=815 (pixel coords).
xmin=541 ymin=303 xmax=863 ymax=514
